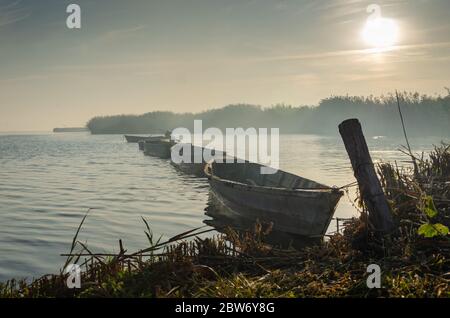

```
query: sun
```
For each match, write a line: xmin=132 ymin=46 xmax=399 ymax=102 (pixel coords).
xmin=362 ymin=17 xmax=399 ymax=50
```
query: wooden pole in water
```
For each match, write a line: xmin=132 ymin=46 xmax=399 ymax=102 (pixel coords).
xmin=339 ymin=119 xmax=394 ymax=234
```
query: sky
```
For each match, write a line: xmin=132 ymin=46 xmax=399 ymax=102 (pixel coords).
xmin=0 ymin=0 xmax=449 ymax=131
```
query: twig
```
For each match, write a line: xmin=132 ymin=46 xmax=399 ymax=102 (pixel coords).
xmin=396 ymin=91 xmax=418 ymax=175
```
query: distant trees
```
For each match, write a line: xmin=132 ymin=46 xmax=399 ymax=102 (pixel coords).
xmin=86 ymin=91 xmax=450 ymax=137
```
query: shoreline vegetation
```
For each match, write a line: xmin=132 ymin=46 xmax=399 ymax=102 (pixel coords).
xmin=86 ymin=91 xmax=450 ymax=137
xmin=53 ymin=127 xmax=89 ymax=133
xmin=1 ymin=144 xmax=448 ymax=298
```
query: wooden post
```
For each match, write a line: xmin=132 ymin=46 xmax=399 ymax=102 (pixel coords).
xmin=339 ymin=119 xmax=394 ymax=234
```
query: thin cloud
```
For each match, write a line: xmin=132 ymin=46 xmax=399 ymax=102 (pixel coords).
xmin=0 ymin=0 xmax=31 ymax=27
xmin=0 ymin=74 xmax=48 ymax=84
xmin=307 ymin=0 xmax=407 ymax=24
xmin=254 ymin=41 xmax=450 ymax=63
xmin=101 ymin=25 xmax=148 ymax=42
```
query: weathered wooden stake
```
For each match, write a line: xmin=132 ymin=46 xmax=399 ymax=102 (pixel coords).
xmin=339 ymin=119 xmax=394 ymax=234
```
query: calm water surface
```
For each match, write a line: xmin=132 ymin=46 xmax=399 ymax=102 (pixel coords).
xmin=0 ymin=132 xmax=445 ymax=281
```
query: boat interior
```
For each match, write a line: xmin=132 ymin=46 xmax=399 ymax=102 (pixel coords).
xmin=145 ymin=138 xmax=171 ymax=144
xmin=211 ymin=160 xmax=328 ymax=190
xmin=175 ymin=144 xmax=226 ymax=163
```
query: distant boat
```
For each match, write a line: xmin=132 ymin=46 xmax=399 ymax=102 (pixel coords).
xmin=170 ymin=144 xmax=226 ymax=177
xmin=53 ymin=127 xmax=89 ymax=133
xmin=205 ymin=160 xmax=343 ymax=238
xmin=143 ymin=139 xmax=174 ymax=158
xmin=124 ymin=135 xmax=164 ymax=143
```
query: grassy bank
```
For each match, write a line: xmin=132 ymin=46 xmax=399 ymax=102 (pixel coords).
xmin=1 ymin=144 xmax=449 ymax=298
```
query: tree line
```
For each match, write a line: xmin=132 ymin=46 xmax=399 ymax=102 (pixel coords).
xmin=86 ymin=91 xmax=450 ymax=137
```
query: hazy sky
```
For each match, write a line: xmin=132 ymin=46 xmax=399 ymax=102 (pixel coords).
xmin=1 ymin=0 xmax=449 ymax=131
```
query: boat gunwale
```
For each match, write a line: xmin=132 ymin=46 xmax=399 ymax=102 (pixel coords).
xmin=144 ymin=138 xmax=172 ymax=144
xmin=170 ymin=144 xmax=226 ymax=161
xmin=205 ymin=161 xmax=343 ymax=196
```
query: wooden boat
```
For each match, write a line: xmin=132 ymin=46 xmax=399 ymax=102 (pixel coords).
xmin=204 ymin=160 xmax=343 ymax=238
xmin=170 ymin=144 xmax=226 ymax=177
xmin=143 ymin=139 xmax=174 ymax=158
xmin=125 ymin=135 xmax=148 ymax=143
xmin=124 ymin=135 xmax=164 ymax=143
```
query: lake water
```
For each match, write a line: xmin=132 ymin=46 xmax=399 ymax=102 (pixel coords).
xmin=0 ymin=132 xmax=445 ymax=281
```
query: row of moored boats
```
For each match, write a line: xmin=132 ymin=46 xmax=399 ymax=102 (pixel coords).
xmin=124 ymin=134 xmax=343 ymax=239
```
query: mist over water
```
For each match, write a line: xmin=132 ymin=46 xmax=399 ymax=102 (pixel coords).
xmin=0 ymin=132 xmax=445 ymax=281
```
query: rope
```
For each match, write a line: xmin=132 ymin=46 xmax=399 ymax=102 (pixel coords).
xmin=337 ymin=181 xmax=358 ymax=190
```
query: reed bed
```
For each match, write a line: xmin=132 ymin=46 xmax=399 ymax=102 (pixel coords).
xmin=1 ymin=144 xmax=449 ymax=298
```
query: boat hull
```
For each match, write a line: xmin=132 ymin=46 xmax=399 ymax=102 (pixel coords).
xmin=125 ymin=135 xmax=164 ymax=143
xmin=144 ymin=140 xmax=172 ymax=158
xmin=206 ymin=161 xmax=343 ymax=237
xmin=125 ymin=135 xmax=147 ymax=143
xmin=205 ymin=191 xmax=322 ymax=247
xmin=171 ymin=161 xmax=206 ymax=177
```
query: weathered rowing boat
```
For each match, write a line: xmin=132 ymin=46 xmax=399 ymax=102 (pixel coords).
xmin=205 ymin=160 xmax=343 ymax=237
xmin=125 ymin=135 xmax=148 ymax=143
xmin=124 ymin=135 xmax=164 ymax=143
xmin=143 ymin=139 xmax=174 ymax=158
xmin=170 ymin=143 xmax=226 ymax=177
